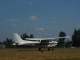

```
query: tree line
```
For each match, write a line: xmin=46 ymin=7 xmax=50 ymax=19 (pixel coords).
xmin=0 ymin=28 xmax=80 ymax=48
xmin=57 ymin=28 xmax=80 ymax=48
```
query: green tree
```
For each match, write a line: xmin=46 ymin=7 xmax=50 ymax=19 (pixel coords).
xmin=57 ymin=31 xmax=66 ymax=48
xmin=3 ymin=38 xmax=13 ymax=48
xmin=29 ymin=34 xmax=34 ymax=38
xmin=21 ymin=33 xmax=29 ymax=40
xmin=72 ymin=29 xmax=80 ymax=47
xmin=65 ymin=41 xmax=72 ymax=48
xmin=21 ymin=33 xmax=34 ymax=39
xmin=72 ymin=29 xmax=77 ymax=47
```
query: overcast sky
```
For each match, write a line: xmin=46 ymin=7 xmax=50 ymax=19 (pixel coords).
xmin=0 ymin=0 xmax=80 ymax=41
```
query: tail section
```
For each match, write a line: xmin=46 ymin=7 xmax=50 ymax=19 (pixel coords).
xmin=13 ymin=33 xmax=23 ymax=43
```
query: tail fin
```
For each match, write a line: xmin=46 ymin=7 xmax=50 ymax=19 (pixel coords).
xmin=13 ymin=33 xmax=23 ymax=43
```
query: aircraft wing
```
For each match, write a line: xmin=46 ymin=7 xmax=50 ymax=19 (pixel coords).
xmin=25 ymin=36 xmax=70 ymax=41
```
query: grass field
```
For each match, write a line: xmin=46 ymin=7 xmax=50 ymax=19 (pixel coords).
xmin=0 ymin=48 xmax=80 ymax=60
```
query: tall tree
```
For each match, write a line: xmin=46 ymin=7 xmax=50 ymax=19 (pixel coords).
xmin=72 ymin=29 xmax=80 ymax=47
xmin=57 ymin=31 xmax=66 ymax=48
xmin=72 ymin=29 xmax=77 ymax=47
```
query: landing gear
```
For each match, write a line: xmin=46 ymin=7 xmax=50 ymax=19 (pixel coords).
xmin=48 ymin=47 xmax=54 ymax=51
xmin=38 ymin=47 xmax=44 ymax=53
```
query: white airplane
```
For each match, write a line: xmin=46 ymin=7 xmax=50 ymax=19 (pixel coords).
xmin=13 ymin=33 xmax=70 ymax=47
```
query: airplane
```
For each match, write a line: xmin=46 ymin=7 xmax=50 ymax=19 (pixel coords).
xmin=12 ymin=33 xmax=70 ymax=48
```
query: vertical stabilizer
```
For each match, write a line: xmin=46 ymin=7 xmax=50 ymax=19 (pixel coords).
xmin=13 ymin=33 xmax=23 ymax=43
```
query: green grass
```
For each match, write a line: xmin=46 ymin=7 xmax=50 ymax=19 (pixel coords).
xmin=0 ymin=48 xmax=80 ymax=60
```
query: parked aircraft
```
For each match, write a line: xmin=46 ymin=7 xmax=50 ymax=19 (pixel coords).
xmin=13 ymin=33 xmax=70 ymax=47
